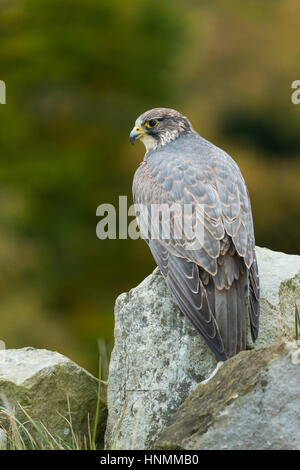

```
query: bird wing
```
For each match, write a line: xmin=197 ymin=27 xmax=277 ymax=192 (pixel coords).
xmin=133 ymin=134 xmax=259 ymax=359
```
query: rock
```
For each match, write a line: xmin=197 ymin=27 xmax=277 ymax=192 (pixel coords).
xmin=252 ymin=246 xmax=300 ymax=348
xmin=0 ymin=347 xmax=106 ymax=449
xmin=155 ymin=342 xmax=300 ymax=450
xmin=105 ymin=247 xmax=300 ymax=450
xmin=105 ymin=269 xmax=218 ymax=450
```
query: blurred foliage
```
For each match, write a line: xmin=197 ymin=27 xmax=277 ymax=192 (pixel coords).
xmin=0 ymin=0 xmax=299 ymax=374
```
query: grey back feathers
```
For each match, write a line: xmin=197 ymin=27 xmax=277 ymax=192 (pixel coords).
xmin=132 ymin=108 xmax=260 ymax=361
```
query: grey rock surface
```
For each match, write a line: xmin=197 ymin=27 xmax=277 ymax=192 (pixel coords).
xmin=155 ymin=342 xmax=300 ymax=450
xmin=253 ymin=246 xmax=300 ymax=348
xmin=0 ymin=347 xmax=106 ymax=448
xmin=105 ymin=247 xmax=300 ymax=450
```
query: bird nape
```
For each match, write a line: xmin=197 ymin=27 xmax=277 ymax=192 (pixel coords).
xmin=130 ymin=107 xmax=260 ymax=361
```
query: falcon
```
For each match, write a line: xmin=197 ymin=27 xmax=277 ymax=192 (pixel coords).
xmin=130 ymin=108 xmax=259 ymax=361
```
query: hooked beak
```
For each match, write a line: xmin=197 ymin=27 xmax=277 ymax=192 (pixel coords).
xmin=130 ymin=126 xmax=144 ymax=145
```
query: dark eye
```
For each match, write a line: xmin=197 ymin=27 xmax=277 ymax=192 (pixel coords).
xmin=146 ymin=119 xmax=159 ymax=129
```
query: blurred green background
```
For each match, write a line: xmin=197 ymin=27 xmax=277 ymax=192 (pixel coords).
xmin=0 ymin=0 xmax=299 ymax=374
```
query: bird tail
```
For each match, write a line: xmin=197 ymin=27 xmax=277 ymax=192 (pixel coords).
xmin=213 ymin=271 xmax=248 ymax=359
xmin=204 ymin=250 xmax=249 ymax=360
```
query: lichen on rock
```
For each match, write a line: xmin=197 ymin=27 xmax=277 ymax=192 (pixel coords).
xmin=155 ymin=342 xmax=300 ymax=450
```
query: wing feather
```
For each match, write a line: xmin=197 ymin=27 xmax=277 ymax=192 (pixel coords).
xmin=133 ymin=132 xmax=260 ymax=359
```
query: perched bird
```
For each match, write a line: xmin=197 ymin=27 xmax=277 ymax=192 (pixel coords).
xmin=130 ymin=108 xmax=259 ymax=361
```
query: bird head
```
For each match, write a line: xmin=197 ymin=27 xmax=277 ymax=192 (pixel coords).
xmin=130 ymin=108 xmax=193 ymax=151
